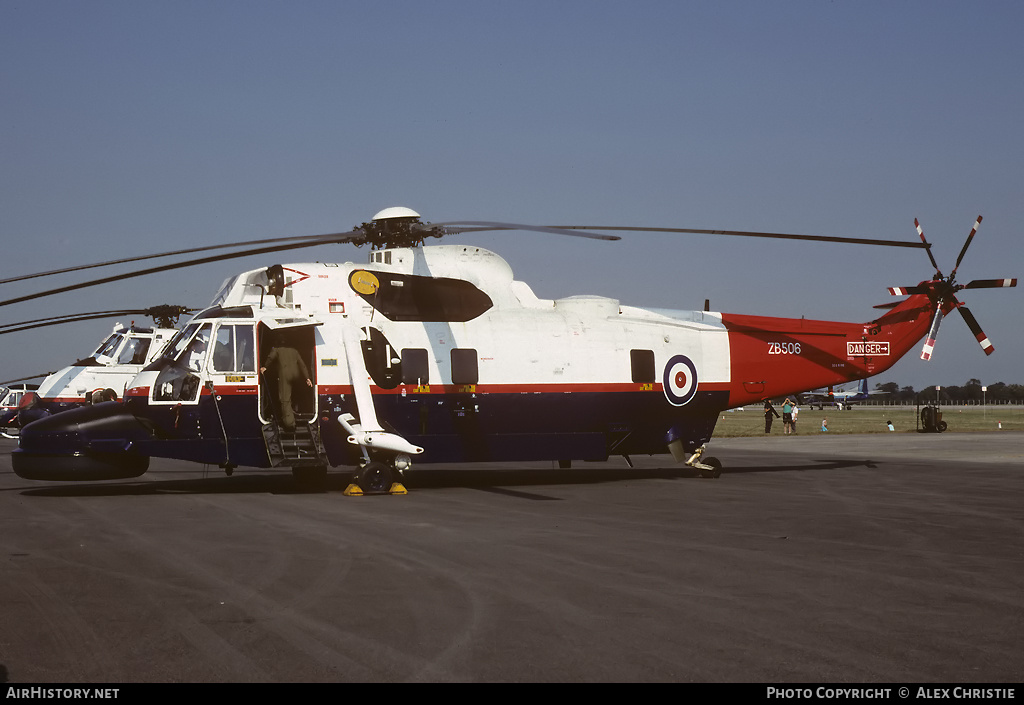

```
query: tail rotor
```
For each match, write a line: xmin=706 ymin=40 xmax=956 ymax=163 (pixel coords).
xmin=887 ymin=216 xmax=1016 ymax=361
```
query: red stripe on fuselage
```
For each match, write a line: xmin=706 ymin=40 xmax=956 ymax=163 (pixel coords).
xmin=321 ymin=382 xmax=732 ymax=395
xmin=129 ymin=382 xmax=733 ymax=400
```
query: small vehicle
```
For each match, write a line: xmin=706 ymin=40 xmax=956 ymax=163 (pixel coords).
xmin=919 ymin=403 xmax=947 ymax=433
xmin=0 ymin=383 xmax=40 ymax=438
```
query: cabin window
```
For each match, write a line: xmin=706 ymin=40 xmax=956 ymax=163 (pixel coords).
xmin=630 ymin=349 xmax=655 ymax=383
xmin=451 ymin=348 xmax=479 ymax=385
xmin=401 ymin=348 xmax=429 ymax=385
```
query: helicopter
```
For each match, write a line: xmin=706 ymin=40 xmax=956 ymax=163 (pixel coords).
xmin=0 ymin=306 xmax=191 ymax=437
xmin=8 ymin=208 xmax=1016 ymax=493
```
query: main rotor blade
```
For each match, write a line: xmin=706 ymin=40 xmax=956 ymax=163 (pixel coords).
xmin=0 ymin=306 xmax=195 ymax=336
xmin=0 ymin=372 xmax=57 ymax=385
xmin=955 ymin=302 xmax=994 ymax=355
xmin=960 ymin=278 xmax=1017 ymax=289
xmin=438 ymin=221 xmax=621 ymax=241
xmin=950 ymin=215 xmax=982 ymax=280
xmin=542 ymin=225 xmax=929 ymax=249
xmin=0 ymin=309 xmax=144 ymax=330
xmin=0 ymin=230 xmax=363 ymax=286
xmin=5 ymin=219 xmax=620 ymax=291
xmin=0 ymin=312 xmax=149 ymax=336
xmin=0 ymin=235 xmax=355 ymax=308
xmin=915 ymin=218 xmax=943 ymax=276
xmin=920 ymin=301 xmax=945 ymax=361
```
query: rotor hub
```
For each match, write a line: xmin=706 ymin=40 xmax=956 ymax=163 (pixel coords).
xmin=372 ymin=206 xmax=421 ymax=221
xmin=357 ymin=206 xmax=445 ymax=250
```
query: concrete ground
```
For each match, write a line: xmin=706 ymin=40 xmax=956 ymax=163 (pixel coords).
xmin=0 ymin=432 xmax=1021 ymax=683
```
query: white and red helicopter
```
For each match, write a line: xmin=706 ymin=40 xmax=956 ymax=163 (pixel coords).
xmin=8 ymin=209 xmax=1016 ymax=492
xmin=0 ymin=306 xmax=190 ymax=437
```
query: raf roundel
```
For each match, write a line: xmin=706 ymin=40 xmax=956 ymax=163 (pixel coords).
xmin=663 ymin=354 xmax=698 ymax=406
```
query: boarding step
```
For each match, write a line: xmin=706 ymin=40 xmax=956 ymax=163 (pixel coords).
xmin=262 ymin=420 xmax=326 ymax=467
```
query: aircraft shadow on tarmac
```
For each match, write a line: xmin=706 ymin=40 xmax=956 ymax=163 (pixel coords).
xmin=9 ymin=457 xmax=880 ymax=498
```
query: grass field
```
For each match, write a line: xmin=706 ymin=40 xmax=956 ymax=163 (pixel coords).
xmin=715 ymin=405 xmax=1024 ymax=437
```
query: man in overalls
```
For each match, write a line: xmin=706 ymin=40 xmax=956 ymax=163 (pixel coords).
xmin=261 ymin=346 xmax=312 ymax=430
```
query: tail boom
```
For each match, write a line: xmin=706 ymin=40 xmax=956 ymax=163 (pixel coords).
xmin=721 ymin=293 xmax=934 ymax=407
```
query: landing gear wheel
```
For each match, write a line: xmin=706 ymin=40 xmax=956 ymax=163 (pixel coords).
xmin=936 ymin=420 xmax=947 ymax=433
xmin=358 ymin=461 xmax=394 ymax=494
xmin=698 ymin=456 xmax=722 ymax=479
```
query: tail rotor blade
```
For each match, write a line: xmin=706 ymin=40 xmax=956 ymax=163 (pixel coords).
xmin=887 ymin=286 xmax=926 ymax=296
xmin=955 ymin=302 xmax=995 ymax=355
xmin=915 ymin=218 xmax=942 ymax=277
xmin=920 ymin=301 xmax=944 ymax=361
xmin=950 ymin=215 xmax=982 ymax=280
xmin=961 ymin=278 xmax=1017 ymax=290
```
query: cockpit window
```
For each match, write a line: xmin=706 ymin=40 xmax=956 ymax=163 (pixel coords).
xmin=211 ymin=324 xmax=256 ymax=373
xmin=180 ymin=325 xmax=212 ymax=372
xmin=152 ymin=323 xmax=211 ymax=403
xmin=93 ymin=334 xmax=118 ymax=356
xmin=95 ymin=334 xmax=123 ymax=359
xmin=161 ymin=323 xmax=202 ymax=363
xmin=116 ymin=337 xmax=152 ymax=365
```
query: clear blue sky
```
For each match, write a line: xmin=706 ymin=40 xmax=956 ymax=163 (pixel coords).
xmin=2 ymin=0 xmax=1022 ymax=392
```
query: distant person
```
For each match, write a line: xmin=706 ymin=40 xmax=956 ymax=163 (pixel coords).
xmin=90 ymin=388 xmax=117 ymax=404
xmin=791 ymin=403 xmax=799 ymax=433
xmin=261 ymin=346 xmax=312 ymax=431
xmin=821 ymin=417 xmax=828 ymax=432
xmin=764 ymin=399 xmax=780 ymax=434
xmin=782 ymin=398 xmax=795 ymax=435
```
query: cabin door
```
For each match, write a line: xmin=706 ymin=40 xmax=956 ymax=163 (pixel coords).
xmin=257 ymin=320 xmax=320 ymax=430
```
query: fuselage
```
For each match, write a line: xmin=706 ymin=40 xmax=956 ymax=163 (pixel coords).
xmin=14 ymin=244 xmax=935 ymax=480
